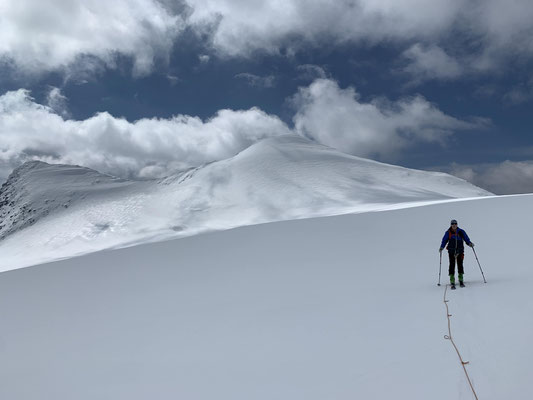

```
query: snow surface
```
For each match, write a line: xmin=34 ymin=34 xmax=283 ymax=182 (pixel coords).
xmin=0 ymin=135 xmax=490 ymax=271
xmin=1 ymin=194 xmax=532 ymax=399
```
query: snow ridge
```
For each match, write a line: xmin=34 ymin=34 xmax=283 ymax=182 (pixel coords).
xmin=0 ymin=161 xmax=129 ymax=240
xmin=0 ymin=135 xmax=492 ymax=271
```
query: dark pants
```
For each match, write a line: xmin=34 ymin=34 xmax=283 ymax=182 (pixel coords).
xmin=448 ymin=252 xmax=464 ymax=276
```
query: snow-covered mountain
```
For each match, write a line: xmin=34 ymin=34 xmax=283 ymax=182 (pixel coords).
xmin=2 ymin=135 xmax=528 ymax=399
xmin=1 ymin=194 xmax=532 ymax=399
xmin=0 ymin=135 xmax=491 ymax=271
xmin=0 ymin=160 xmax=138 ymax=240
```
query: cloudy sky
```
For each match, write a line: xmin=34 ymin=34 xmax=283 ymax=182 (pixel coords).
xmin=1 ymin=0 xmax=532 ymax=194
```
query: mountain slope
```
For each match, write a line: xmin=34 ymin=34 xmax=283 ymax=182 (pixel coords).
xmin=0 ymin=135 xmax=491 ymax=271
xmin=1 ymin=194 xmax=532 ymax=399
xmin=156 ymin=136 xmax=491 ymax=227
xmin=0 ymin=160 xmax=138 ymax=240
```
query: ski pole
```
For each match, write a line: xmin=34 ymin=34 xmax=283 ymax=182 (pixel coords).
xmin=438 ymin=251 xmax=442 ymax=286
xmin=471 ymin=247 xmax=487 ymax=283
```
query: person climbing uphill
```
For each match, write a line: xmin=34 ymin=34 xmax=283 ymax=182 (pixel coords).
xmin=439 ymin=219 xmax=474 ymax=289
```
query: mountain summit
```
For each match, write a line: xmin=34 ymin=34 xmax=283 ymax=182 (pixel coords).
xmin=0 ymin=136 xmax=491 ymax=271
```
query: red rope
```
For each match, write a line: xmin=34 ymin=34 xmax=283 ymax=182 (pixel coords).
xmin=443 ymin=284 xmax=480 ymax=399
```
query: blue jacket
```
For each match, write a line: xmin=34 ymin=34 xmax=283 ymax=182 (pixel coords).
xmin=441 ymin=228 xmax=472 ymax=254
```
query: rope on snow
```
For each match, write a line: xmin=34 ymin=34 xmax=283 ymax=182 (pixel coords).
xmin=443 ymin=283 xmax=480 ymax=399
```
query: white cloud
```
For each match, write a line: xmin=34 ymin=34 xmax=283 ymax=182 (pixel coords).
xmin=0 ymin=0 xmax=184 ymax=77
xmin=291 ymin=79 xmax=483 ymax=160
xmin=187 ymin=0 xmax=462 ymax=56
xmin=46 ymin=87 xmax=70 ymax=118
xmin=234 ymin=73 xmax=276 ymax=88
xmin=2 ymin=0 xmax=532 ymax=81
xmin=296 ymin=65 xmax=328 ymax=81
xmin=198 ymin=54 xmax=210 ymax=64
xmin=502 ymin=76 xmax=533 ymax=105
xmin=166 ymin=75 xmax=181 ymax=86
xmin=185 ymin=0 xmax=533 ymax=77
xmin=401 ymin=44 xmax=463 ymax=83
xmin=448 ymin=161 xmax=533 ymax=195
xmin=0 ymin=79 xmax=486 ymax=181
xmin=468 ymin=0 xmax=533 ymax=71
xmin=0 ymin=89 xmax=291 ymax=180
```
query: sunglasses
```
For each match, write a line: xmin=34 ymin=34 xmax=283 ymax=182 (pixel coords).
xmin=451 ymin=223 xmax=458 ymax=225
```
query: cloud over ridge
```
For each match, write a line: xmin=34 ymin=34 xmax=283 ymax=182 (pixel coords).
xmin=0 ymin=89 xmax=291 ymax=180
xmin=292 ymin=79 xmax=483 ymax=160
xmin=0 ymin=80 xmax=484 ymax=182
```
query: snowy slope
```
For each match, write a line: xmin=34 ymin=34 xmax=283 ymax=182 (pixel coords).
xmin=1 ymin=194 xmax=532 ymax=399
xmin=0 ymin=136 xmax=490 ymax=271
xmin=0 ymin=160 xmax=142 ymax=240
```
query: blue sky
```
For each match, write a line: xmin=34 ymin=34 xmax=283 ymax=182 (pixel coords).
xmin=1 ymin=0 xmax=533 ymax=194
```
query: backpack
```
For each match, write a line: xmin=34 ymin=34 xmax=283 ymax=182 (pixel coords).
xmin=448 ymin=228 xmax=463 ymax=240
